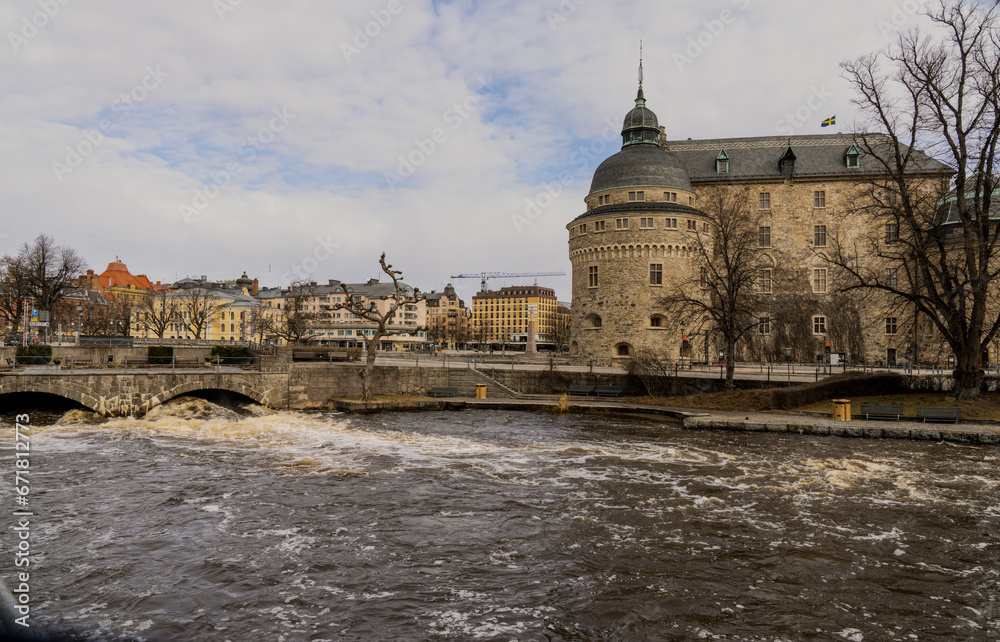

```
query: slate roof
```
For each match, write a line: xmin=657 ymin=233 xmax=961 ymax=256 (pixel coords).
xmin=589 ymin=144 xmax=693 ymax=194
xmin=667 ymin=133 xmax=953 ymax=183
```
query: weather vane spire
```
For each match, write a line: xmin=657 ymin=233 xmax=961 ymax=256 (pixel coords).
xmin=638 ymin=39 xmax=643 ymax=86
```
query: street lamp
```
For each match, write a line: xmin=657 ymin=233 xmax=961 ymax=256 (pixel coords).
xmin=784 ymin=346 xmax=792 ymax=386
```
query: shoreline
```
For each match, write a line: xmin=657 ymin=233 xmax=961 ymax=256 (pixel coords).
xmin=328 ymin=397 xmax=1000 ymax=446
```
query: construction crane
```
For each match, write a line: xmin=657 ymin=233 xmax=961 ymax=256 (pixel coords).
xmin=450 ymin=271 xmax=566 ymax=292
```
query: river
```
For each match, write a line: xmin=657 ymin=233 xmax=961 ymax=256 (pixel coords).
xmin=2 ymin=397 xmax=998 ymax=641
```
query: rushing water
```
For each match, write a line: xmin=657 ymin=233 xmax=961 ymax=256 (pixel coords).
xmin=1 ymin=398 xmax=998 ymax=641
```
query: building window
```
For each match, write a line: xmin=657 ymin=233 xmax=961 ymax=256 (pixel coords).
xmin=758 ymin=316 xmax=771 ymax=335
xmin=664 ymin=191 xmax=677 ymax=202
xmin=628 ymin=191 xmax=644 ymax=201
xmin=813 ymin=316 xmax=827 ymax=334
xmin=650 ymin=263 xmax=663 ymax=285
xmin=595 ymin=220 xmax=605 ymax=231
xmin=886 ymin=317 xmax=898 ymax=334
xmin=716 ymin=149 xmax=729 ymax=173
xmin=650 ymin=316 xmax=662 ymax=327
xmin=616 ymin=344 xmax=631 ymax=356
xmin=759 ymin=192 xmax=771 ymax=209
xmin=687 ymin=219 xmax=697 ymax=230
xmin=759 ymin=226 xmax=771 ymax=248
xmin=665 ymin=218 xmax=678 ymax=229
xmin=616 ymin=218 xmax=629 ymax=229
xmin=885 ymin=223 xmax=899 ymax=243
xmin=814 ymin=225 xmax=827 ymax=247
xmin=887 ymin=190 xmax=897 ymax=207
xmin=885 ymin=267 xmax=898 ymax=289
xmin=812 ymin=268 xmax=828 ymax=293
xmin=814 ymin=191 xmax=826 ymax=208
xmin=640 ymin=217 xmax=654 ymax=228
xmin=758 ymin=268 xmax=773 ymax=293
xmin=600 ymin=194 xmax=610 ymax=204
xmin=578 ymin=224 xmax=586 ymax=234
xmin=588 ymin=265 xmax=598 ymax=288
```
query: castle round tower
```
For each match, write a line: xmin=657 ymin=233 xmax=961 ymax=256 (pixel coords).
xmin=567 ymin=86 xmax=705 ymax=363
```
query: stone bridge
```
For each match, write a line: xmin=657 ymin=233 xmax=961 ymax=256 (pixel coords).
xmin=0 ymin=370 xmax=290 ymax=417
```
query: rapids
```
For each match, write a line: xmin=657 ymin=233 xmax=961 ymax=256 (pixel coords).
xmin=1 ymin=397 xmax=998 ymax=640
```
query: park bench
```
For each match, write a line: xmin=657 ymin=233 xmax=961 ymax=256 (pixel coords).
xmin=859 ymin=404 xmax=904 ymax=420
xmin=173 ymin=356 xmax=200 ymax=367
xmin=327 ymin=352 xmax=349 ymax=361
xmin=595 ymin=385 xmax=625 ymax=397
xmin=568 ymin=384 xmax=595 ymax=396
xmin=64 ymin=356 xmax=95 ymax=367
xmin=430 ymin=387 xmax=458 ymax=397
xmin=916 ymin=407 xmax=961 ymax=423
xmin=123 ymin=356 xmax=149 ymax=367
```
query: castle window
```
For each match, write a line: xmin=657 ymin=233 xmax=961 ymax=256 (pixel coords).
xmin=650 ymin=263 xmax=663 ymax=285
xmin=758 ymin=316 xmax=771 ymax=335
xmin=758 ymin=268 xmax=773 ymax=293
xmin=664 ymin=191 xmax=677 ymax=202
xmin=813 ymin=316 xmax=827 ymax=334
xmin=759 ymin=192 xmax=771 ymax=209
xmin=885 ymin=223 xmax=899 ymax=243
xmin=687 ymin=219 xmax=697 ymax=230
xmin=628 ymin=191 xmax=645 ymax=201
xmin=716 ymin=149 xmax=729 ymax=173
xmin=814 ymin=191 xmax=826 ymax=208
xmin=588 ymin=266 xmax=599 ymax=288
xmin=886 ymin=317 xmax=898 ymax=334
xmin=595 ymin=220 xmax=606 ymax=231
xmin=650 ymin=315 xmax=666 ymax=327
xmin=759 ymin=226 xmax=771 ymax=247
xmin=812 ymin=268 xmax=828 ymax=293
xmin=666 ymin=218 xmax=678 ymax=228
xmin=616 ymin=343 xmax=631 ymax=357
xmin=814 ymin=225 xmax=827 ymax=247
xmin=885 ymin=268 xmax=898 ymax=289
xmin=616 ymin=218 xmax=629 ymax=229
xmin=640 ymin=217 xmax=654 ymax=228
xmin=578 ymin=224 xmax=586 ymax=234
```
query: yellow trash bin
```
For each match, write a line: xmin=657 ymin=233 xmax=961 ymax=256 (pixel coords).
xmin=832 ymin=399 xmax=851 ymax=421
xmin=475 ymin=383 xmax=487 ymax=399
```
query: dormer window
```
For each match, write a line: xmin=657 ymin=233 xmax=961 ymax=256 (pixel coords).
xmin=779 ymin=145 xmax=796 ymax=176
xmin=716 ymin=149 xmax=729 ymax=174
xmin=845 ymin=143 xmax=860 ymax=168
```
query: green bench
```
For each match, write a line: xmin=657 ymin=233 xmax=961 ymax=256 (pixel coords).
xmin=430 ymin=387 xmax=458 ymax=397
xmin=859 ymin=404 xmax=904 ymax=420
xmin=595 ymin=385 xmax=625 ymax=397
xmin=568 ymin=385 xmax=595 ymax=396
xmin=917 ymin=407 xmax=961 ymax=423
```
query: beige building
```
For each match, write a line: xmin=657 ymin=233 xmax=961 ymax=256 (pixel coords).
xmin=568 ymin=84 xmax=953 ymax=365
xmin=472 ymin=285 xmax=560 ymax=349
xmin=425 ymin=284 xmax=471 ymax=348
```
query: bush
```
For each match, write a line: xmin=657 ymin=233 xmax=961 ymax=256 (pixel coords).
xmin=210 ymin=345 xmax=253 ymax=364
xmin=148 ymin=346 xmax=173 ymax=365
xmin=16 ymin=345 xmax=52 ymax=365
xmin=771 ymin=373 xmax=906 ymax=410
xmin=347 ymin=347 xmax=362 ymax=362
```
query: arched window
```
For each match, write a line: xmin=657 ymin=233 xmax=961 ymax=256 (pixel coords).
xmin=585 ymin=313 xmax=602 ymax=328
xmin=615 ymin=343 xmax=631 ymax=357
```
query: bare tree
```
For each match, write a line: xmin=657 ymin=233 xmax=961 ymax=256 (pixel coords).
xmin=333 ymin=253 xmax=423 ymax=401
xmin=658 ymin=187 xmax=769 ymax=390
xmin=179 ymin=288 xmax=222 ymax=340
xmin=0 ymin=255 xmax=32 ymax=332
xmin=271 ymin=281 xmax=320 ymax=346
xmin=835 ymin=0 xmax=1000 ymax=399
xmin=138 ymin=289 xmax=178 ymax=339
xmin=17 ymin=234 xmax=86 ymax=322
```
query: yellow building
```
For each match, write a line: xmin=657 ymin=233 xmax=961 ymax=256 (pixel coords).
xmin=471 ymin=285 xmax=559 ymax=348
xmin=137 ymin=287 xmax=277 ymax=343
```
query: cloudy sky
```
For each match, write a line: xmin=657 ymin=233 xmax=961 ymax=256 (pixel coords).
xmin=1 ymin=0 xmax=931 ymax=302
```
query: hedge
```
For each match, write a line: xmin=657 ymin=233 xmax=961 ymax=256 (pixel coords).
xmin=771 ymin=373 xmax=907 ymax=410
xmin=16 ymin=345 xmax=52 ymax=365
xmin=209 ymin=345 xmax=253 ymax=364
xmin=148 ymin=346 xmax=173 ymax=365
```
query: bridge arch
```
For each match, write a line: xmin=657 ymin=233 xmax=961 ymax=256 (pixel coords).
xmin=0 ymin=380 xmax=101 ymax=414
xmin=144 ymin=381 xmax=270 ymax=415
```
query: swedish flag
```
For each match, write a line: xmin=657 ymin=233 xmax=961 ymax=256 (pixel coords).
xmin=821 ymin=115 xmax=836 ymax=127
